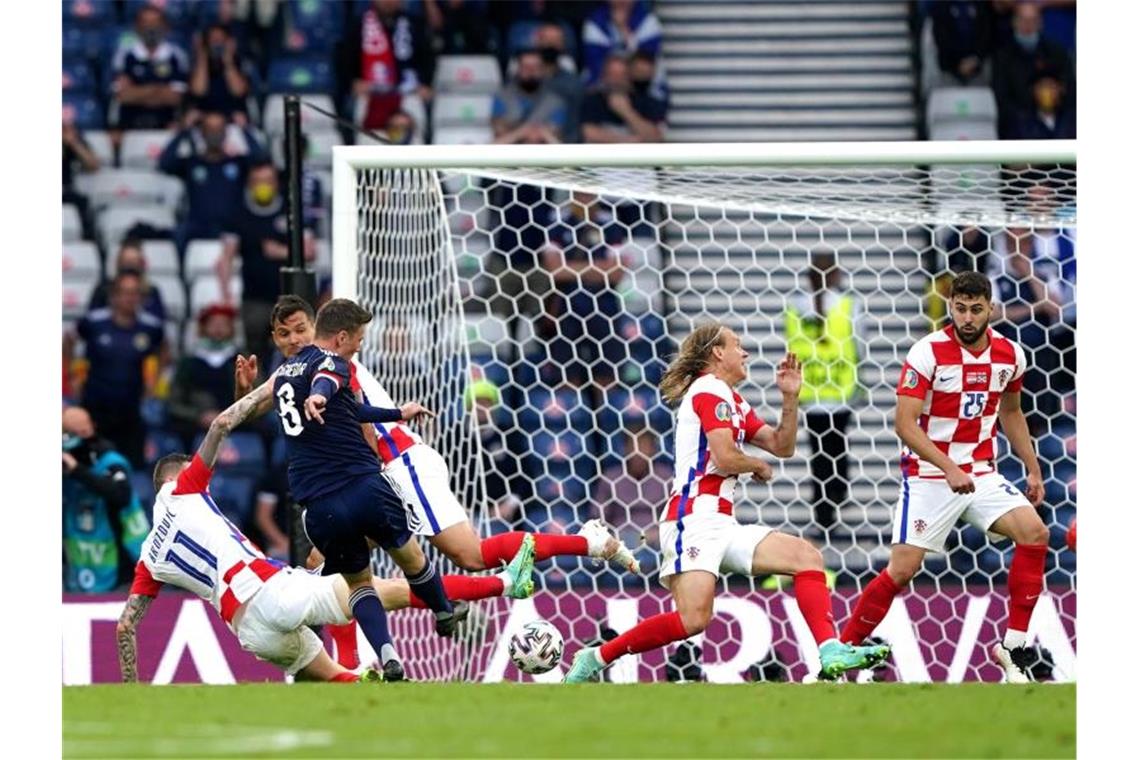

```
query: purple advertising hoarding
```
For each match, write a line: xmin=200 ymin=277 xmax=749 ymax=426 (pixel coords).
xmin=63 ymin=585 xmax=1075 ymax=684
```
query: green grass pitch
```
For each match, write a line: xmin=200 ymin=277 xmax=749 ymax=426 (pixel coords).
xmin=64 ymin=682 xmax=1074 ymax=758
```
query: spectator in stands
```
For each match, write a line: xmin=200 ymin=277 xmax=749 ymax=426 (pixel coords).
xmin=382 ymin=109 xmax=417 ymax=144
xmin=110 ymin=4 xmax=190 ymax=133
xmin=338 ymin=0 xmax=436 ymax=131
xmin=592 ymin=423 xmax=670 ymax=562
xmin=581 ymin=54 xmax=666 ymax=144
xmin=468 ymin=375 xmax=531 ymax=514
xmin=188 ymin=24 xmax=254 ymax=126
xmin=159 ymin=111 xmax=267 ymax=252
xmin=64 ymin=271 xmax=169 ymax=468
xmin=297 ymin=134 xmax=327 ymax=236
xmin=492 ymin=50 xmax=568 ymax=144
xmin=931 ymin=1 xmax=994 ymax=85
xmin=992 ymin=2 xmax=1074 ymax=138
xmin=630 ymin=49 xmax=669 ymax=109
xmin=582 ymin=0 xmax=663 ymax=86
xmin=1008 ymin=69 xmax=1075 ymax=140
xmin=62 ymin=118 xmax=100 ymax=242
xmin=785 ymin=253 xmax=863 ymax=530
xmin=62 ymin=406 xmax=150 ymax=592
xmin=218 ymin=162 xmax=316 ymax=367
xmin=87 ymin=239 xmax=167 ymax=323
xmin=536 ymin=22 xmax=584 ymax=142
xmin=925 ymin=226 xmax=993 ymax=330
xmin=253 ymin=472 xmax=293 ymax=562
xmin=539 ymin=192 xmax=628 ymax=386
xmin=424 ymin=0 xmax=495 ymax=55
xmin=166 ymin=304 xmax=240 ymax=442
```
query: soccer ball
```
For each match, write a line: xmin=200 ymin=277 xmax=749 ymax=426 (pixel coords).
xmin=508 ymin=619 xmax=564 ymax=675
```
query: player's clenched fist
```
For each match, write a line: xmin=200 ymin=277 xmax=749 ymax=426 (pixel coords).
xmin=400 ymin=402 xmax=434 ymax=422
xmin=945 ymin=467 xmax=975 ymax=494
xmin=305 ymin=393 xmax=327 ymax=424
xmin=750 ymin=460 xmax=774 ymax=483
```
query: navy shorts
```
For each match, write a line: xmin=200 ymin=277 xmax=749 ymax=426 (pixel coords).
xmin=301 ymin=473 xmax=412 ymax=576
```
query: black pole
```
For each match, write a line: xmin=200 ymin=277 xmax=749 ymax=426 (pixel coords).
xmin=280 ymin=94 xmax=318 ymax=304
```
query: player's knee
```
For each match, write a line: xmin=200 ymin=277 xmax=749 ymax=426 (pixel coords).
xmin=793 ymin=540 xmax=824 ymax=573
xmin=1019 ymin=521 xmax=1050 ymax=547
xmin=886 ymin=560 xmax=917 ymax=587
xmin=680 ymin=605 xmax=712 ymax=635
xmin=445 ymin=546 xmax=486 ymax=572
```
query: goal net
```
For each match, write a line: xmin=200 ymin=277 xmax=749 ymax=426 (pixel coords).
xmin=334 ymin=141 xmax=1076 ymax=683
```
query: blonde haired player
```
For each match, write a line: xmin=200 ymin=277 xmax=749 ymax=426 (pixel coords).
xmin=563 ymin=322 xmax=889 ymax=682
xmin=838 ymin=272 xmax=1051 ymax=683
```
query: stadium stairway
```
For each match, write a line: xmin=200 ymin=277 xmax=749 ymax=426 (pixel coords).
xmin=657 ymin=0 xmax=918 ymax=142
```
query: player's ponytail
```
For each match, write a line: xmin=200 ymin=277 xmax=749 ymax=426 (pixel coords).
xmin=659 ymin=322 xmax=725 ymax=406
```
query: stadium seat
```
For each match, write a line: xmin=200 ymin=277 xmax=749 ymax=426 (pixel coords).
xmin=926 ymin=87 xmax=998 ymax=128
xmin=190 ymin=276 xmax=241 ymax=316
xmin=433 ymin=55 xmax=502 ymax=95
xmin=120 ymin=130 xmax=174 ymax=170
xmin=63 ymin=0 xmax=114 ymax=26
xmin=929 ymin=121 xmax=998 ymax=141
xmin=82 ymin=130 xmax=115 ymax=168
xmin=192 ymin=430 xmax=266 ymax=476
xmin=207 ymin=472 xmax=256 ymax=525
xmin=184 ymin=239 xmax=225 ymax=282
xmin=76 ymin=169 xmax=184 ymax=210
xmin=144 ymin=430 xmax=185 ymax=467
xmin=267 ymin=57 xmax=335 ymax=94
xmin=261 ymin=93 xmax=337 ymax=137
xmin=505 ymin=19 xmax=578 ymax=59
xmin=125 ymin=0 xmax=194 ymax=27
xmin=466 ymin=314 xmax=509 ymax=359
xmin=62 ymin=276 xmax=97 ymax=319
xmin=150 ymin=274 xmax=187 ymax=321
xmin=432 ymin=94 xmax=493 ymax=129
xmin=142 ymin=240 xmax=179 ymax=277
xmin=63 ymin=204 xmax=83 ymax=243
xmin=63 ymin=240 xmax=100 ymax=277
xmin=62 ymin=58 xmax=96 ymax=94
xmin=287 ymin=129 xmax=340 ymax=169
xmin=98 ymin=205 xmax=176 ymax=252
xmin=63 ymin=93 xmax=104 ymax=130
xmin=432 ymin=125 xmax=495 ymax=146
xmin=400 ymin=93 xmax=428 ymax=144
xmin=130 ymin=471 xmax=155 ymax=509
xmin=62 ymin=25 xmax=104 ymax=61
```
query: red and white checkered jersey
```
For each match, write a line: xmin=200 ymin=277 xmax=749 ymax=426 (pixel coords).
xmin=896 ymin=325 xmax=1026 ymax=479
xmin=350 ymin=359 xmax=423 ymax=464
xmin=662 ymin=374 xmax=766 ymax=521
xmin=129 ymin=454 xmax=283 ymax=628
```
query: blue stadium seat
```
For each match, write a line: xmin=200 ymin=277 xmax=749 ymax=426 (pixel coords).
xmin=286 ymin=0 xmax=344 ymax=36
xmin=63 ymin=59 xmax=97 ymax=94
xmin=192 ymin=430 xmax=266 ymax=476
xmin=63 ymin=26 xmax=104 ymax=61
xmin=125 ymin=0 xmax=195 ymax=28
xmin=63 ymin=93 xmax=104 ymax=130
xmin=208 ymin=472 xmax=256 ymax=526
xmin=506 ymin=19 xmax=578 ymax=58
xmin=63 ymin=0 xmax=115 ymax=27
xmin=144 ymin=430 xmax=185 ymax=467
xmin=267 ymin=57 xmax=335 ymax=94
xmin=130 ymin=471 xmax=155 ymax=509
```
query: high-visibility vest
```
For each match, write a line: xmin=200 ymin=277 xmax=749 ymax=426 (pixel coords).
xmin=785 ymin=296 xmax=859 ymax=405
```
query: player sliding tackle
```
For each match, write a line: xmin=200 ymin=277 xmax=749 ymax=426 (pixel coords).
xmin=237 ymin=296 xmax=640 ymax=669
xmin=564 ymin=323 xmax=889 ymax=683
xmin=838 ymin=272 xmax=1051 ymax=683
xmin=115 ymin=388 xmax=539 ymax=684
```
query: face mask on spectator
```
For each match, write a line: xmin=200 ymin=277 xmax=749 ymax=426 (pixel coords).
xmin=387 ymin=125 xmax=413 ymax=145
xmin=140 ymin=26 xmax=164 ymax=47
xmin=1035 ymin=86 xmax=1058 ymax=113
xmin=631 ymin=78 xmax=651 ymax=96
xmin=1014 ymin=31 xmax=1039 ymax=51
xmin=539 ymin=47 xmax=560 ymax=66
xmin=210 ymin=43 xmax=226 ymax=60
xmin=203 ymin=131 xmax=226 ymax=151
xmin=252 ymin=182 xmax=277 ymax=205
xmin=518 ymin=77 xmax=542 ymax=93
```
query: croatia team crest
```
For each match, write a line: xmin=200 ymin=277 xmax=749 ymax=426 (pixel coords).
xmin=998 ymin=369 xmax=1010 ymax=385
xmin=686 ymin=546 xmax=700 ymax=559
xmin=714 ymin=401 xmax=732 ymax=421
xmin=914 ymin=519 xmax=927 ymax=535
xmin=903 ymin=368 xmax=919 ymax=389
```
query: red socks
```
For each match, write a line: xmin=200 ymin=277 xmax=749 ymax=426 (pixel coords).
xmin=793 ymin=570 xmax=839 ymax=645
xmin=480 ymin=531 xmax=589 ymax=568
xmin=1007 ymin=543 xmax=1048 ymax=635
xmin=327 ymin=623 xmax=359 ymax=669
xmin=408 ymin=574 xmax=505 ymax=608
xmin=840 ymin=569 xmax=901 ymax=644
xmin=330 ymin=671 xmax=359 ymax=683
xmin=599 ymin=611 xmax=688 ymax=665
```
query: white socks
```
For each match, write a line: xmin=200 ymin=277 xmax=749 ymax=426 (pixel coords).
xmin=1003 ymin=629 xmax=1027 ymax=650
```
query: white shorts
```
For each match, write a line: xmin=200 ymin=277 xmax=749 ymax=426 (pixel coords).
xmin=383 ymin=445 xmax=468 ymax=537
xmin=658 ymin=512 xmax=773 ymax=588
xmin=892 ymin=472 xmax=1031 ymax=553
xmin=234 ymin=569 xmax=350 ymax=675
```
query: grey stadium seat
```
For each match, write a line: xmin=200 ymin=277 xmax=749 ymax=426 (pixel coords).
xmin=929 ymin=120 xmax=998 ymax=141
xmin=62 ymin=277 xmax=97 ymax=320
xmin=433 ymin=55 xmax=502 ymax=95
xmin=63 ymin=203 xmax=83 ymax=242
xmin=150 ymin=274 xmax=187 ymax=321
xmin=142 ymin=240 xmax=179 ymax=277
xmin=63 ymin=241 xmax=101 ymax=278
xmin=433 ymin=94 xmax=493 ymax=129
xmin=82 ymin=130 xmax=115 ymax=168
xmin=433 ymin=125 xmax=495 ymax=146
xmin=190 ymin=277 xmax=242 ymax=316
xmin=184 ymin=239 xmax=227 ymax=282
xmin=76 ymin=169 xmax=184 ymax=211
xmin=926 ymin=87 xmax=998 ymax=128
xmin=120 ymin=130 xmax=174 ymax=169
xmin=98 ymin=205 xmax=175 ymax=252
xmin=262 ymin=94 xmax=336 ymax=137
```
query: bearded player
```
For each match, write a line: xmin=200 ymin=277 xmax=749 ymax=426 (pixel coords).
xmin=838 ymin=272 xmax=1051 ymax=683
xmin=563 ymin=322 xmax=889 ymax=683
xmin=237 ymin=296 xmax=639 ymax=667
xmin=115 ymin=388 xmax=538 ymax=684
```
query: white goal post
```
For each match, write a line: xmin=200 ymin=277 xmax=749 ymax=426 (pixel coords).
xmin=332 ymin=140 xmax=1076 ymax=683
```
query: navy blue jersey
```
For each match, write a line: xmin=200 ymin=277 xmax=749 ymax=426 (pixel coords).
xmin=273 ymin=345 xmax=378 ymax=502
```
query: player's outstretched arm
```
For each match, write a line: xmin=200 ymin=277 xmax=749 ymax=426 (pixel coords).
xmin=895 ymin=395 xmax=974 ymax=493
xmin=998 ymin=390 xmax=1045 ymax=505
xmin=116 ymin=594 xmax=154 ymax=683
xmin=234 ymin=354 xmax=259 ymax=400
xmin=199 ymin=382 xmax=273 ymax=467
xmin=751 ymin=352 xmax=802 ymax=458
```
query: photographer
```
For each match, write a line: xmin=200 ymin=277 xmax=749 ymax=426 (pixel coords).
xmin=62 ymin=406 xmax=150 ymax=593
